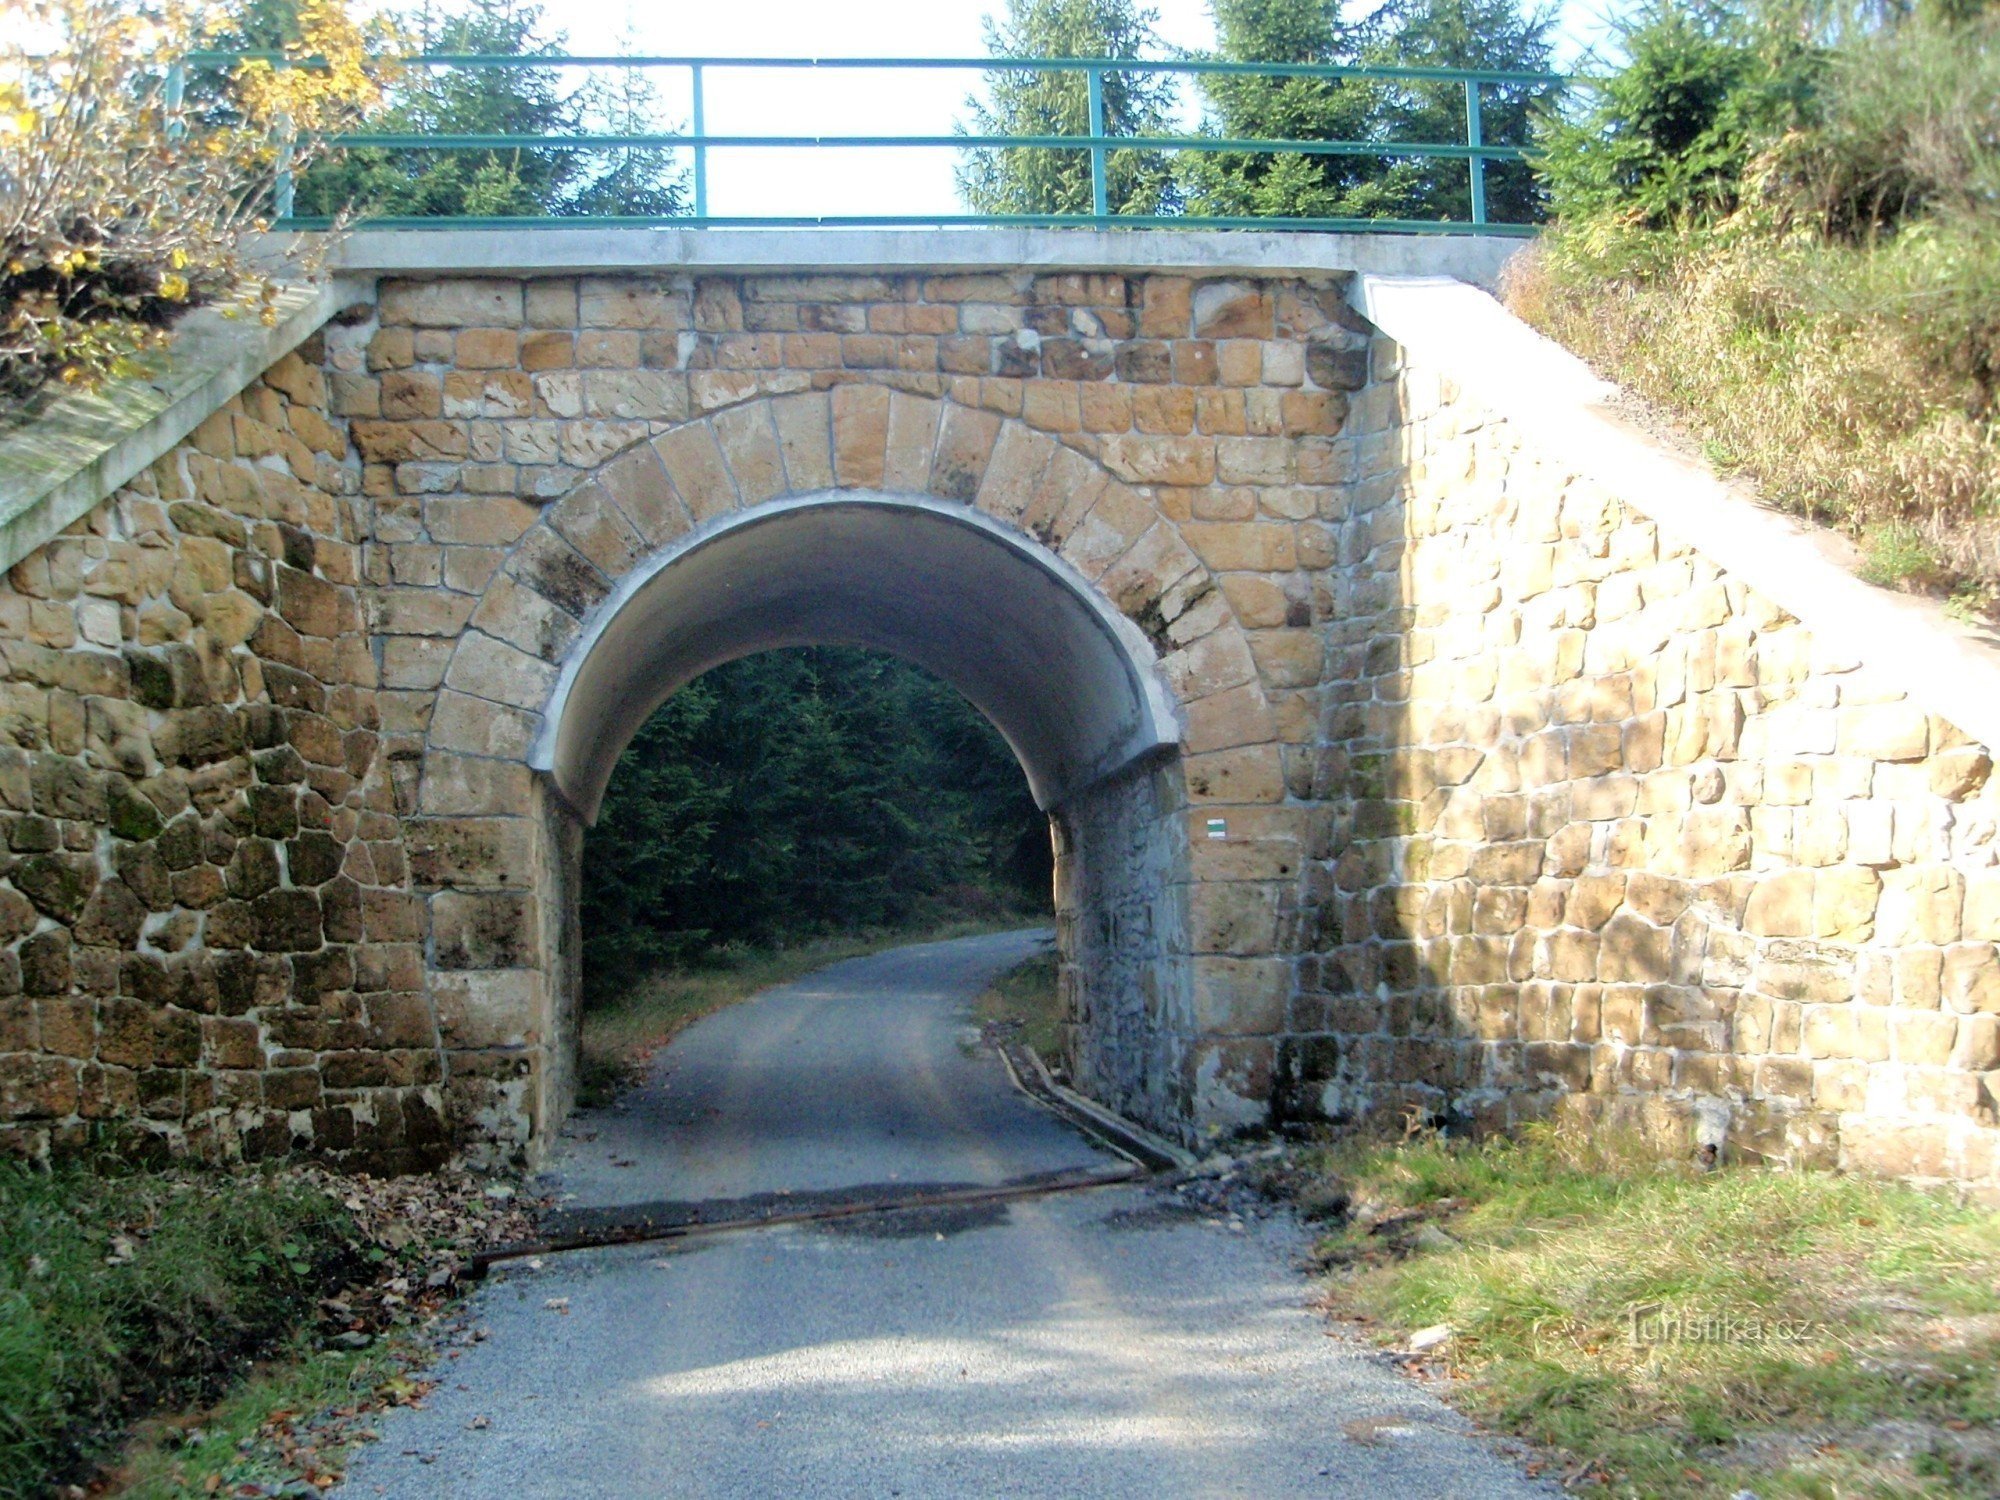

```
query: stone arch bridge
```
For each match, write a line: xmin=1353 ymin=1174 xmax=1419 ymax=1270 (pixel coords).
xmin=2 ymin=231 xmax=1998 ymax=1193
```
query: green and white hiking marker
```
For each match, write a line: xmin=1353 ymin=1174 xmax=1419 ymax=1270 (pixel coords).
xmin=1205 ymin=817 xmax=1227 ymax=840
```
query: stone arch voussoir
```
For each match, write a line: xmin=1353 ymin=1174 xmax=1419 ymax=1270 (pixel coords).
xmin=419 ymin=386 xmax=1285 ymax=815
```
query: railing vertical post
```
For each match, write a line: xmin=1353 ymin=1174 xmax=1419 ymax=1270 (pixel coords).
xmin=275 ymin=111 xmax=295 ymax=221
xmin=1086 ymin=64 xmax=1108 ymax=220
xmin=691 ymin=61 xmax=708 ymax=220
xmin=1463 ymin=77 xmax=1486 ymax=226
xmin=165 ymin=59 xmax=185 ymax=141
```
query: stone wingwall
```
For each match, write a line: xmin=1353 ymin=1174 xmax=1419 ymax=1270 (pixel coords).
xmin=1289 ymin=344 xmax=2000 ymax=1188
xmin=0 ymin=339 xmax=447 ymax=1171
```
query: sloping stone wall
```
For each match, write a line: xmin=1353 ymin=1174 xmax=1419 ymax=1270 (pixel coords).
xmin=0 ymin=337 xmax=444 ymax=1170
xmin=1288 ymin=342 xmax=2000 ymax=1187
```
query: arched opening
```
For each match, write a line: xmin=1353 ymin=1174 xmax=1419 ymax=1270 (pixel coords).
xmin=574 ymin=642 xmax=1057 ymax=1103
xmin=527 ymin=493 xmax=1196 ymax=1142
xmin=535 ymin=493 xmax=1181 ymax=820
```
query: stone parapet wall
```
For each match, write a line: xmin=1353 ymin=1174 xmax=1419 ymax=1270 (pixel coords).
xmin=1290 ymin=343 xmax=2000 ymax=1188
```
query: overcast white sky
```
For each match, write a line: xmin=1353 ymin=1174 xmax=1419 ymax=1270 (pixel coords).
xmin=536 ymin=0 xmax=1628 ymax=220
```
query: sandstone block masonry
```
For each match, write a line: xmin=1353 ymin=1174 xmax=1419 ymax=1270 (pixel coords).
xmin=1291 ymin=353 xmax=2000 ymax=1187
xmin=0 ymin=257 xmax=1993 ymax=1193
xmin=0 ymin=340 xmax=441 ymax=1170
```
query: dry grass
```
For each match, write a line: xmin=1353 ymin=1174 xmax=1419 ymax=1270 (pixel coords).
xmin=1298 ymin=1123 xmax=2000 ymax=1497
xmin=1508 ymin=230 xmax=2000 ymax=619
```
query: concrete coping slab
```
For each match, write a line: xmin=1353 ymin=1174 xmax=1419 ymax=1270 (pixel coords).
xmin=314 ymin=225 xmax=1528 ymax=289
xmin=0 ymin=281 xmax=354 ymax=576
xmin=1355 ymin=272 xmax=2000 ymax=756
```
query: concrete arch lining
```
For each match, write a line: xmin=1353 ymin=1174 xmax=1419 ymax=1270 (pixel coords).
xmin=532 ymin=491 xmax=1185 ymax=821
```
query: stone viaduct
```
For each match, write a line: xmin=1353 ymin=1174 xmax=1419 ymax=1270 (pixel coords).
xmin=2 ymin=230 xmax=1998 ymax=1192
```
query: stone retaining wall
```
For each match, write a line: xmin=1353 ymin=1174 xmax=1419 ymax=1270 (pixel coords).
xmin=0 ymin=339 xmax=445 ymax=1171
xmin=1287 ymin=346 xmax=2000 ymax=1186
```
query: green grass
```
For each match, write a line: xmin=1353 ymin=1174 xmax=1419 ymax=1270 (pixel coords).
xmin=108 ymin=1335 xmax=411 ymax=1498
xmin=972 ymin=948 xmax=1063 ymax=1064
xmin=1298 ymin=1124 xmax=2000 ymax=1497
xmin=577 ymin=919 xmax=1026 ymax=1107
xmin=0 ymin=1164 xmax=361 ymax=1499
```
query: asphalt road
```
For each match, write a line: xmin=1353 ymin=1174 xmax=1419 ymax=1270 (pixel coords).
xmin=339 ymin=930 xmax=1546 ymax=1499
xmin=550 ymin=929 xmax=1107 ymax=1214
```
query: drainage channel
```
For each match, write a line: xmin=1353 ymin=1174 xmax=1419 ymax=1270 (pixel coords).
xmin=468 ymin=1162 xmax=1144 ymax=1278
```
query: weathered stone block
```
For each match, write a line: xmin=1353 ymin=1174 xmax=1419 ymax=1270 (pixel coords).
xmin=380 ymin=278 xmax=523 ymax=327
xmin=432 ymin=891 xmax=540 ymax=970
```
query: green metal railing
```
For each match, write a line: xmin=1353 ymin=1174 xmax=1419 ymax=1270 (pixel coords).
xmin=175 ymin=52 xmax=1567 ymax=235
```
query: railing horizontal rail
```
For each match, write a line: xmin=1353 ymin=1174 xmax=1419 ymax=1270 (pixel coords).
xmin=182 ymin=51 xmax=1571 ymax=85
xmin=174 ymin=51 xmax=1567 ymax=234
xmin=329 ymin=131 xmax=1529 ymax=161
xmin=284 ymin=211 xmax=1540 ymax=235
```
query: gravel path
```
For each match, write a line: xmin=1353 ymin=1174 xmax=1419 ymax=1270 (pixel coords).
xmin=338 ymin=931 xmax=1546 ymax=1499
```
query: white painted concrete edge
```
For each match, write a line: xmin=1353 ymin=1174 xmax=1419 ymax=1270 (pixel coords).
xmin=314 ymin=226 xmax=1527 ymax=291
xmin=1354 ymin=273 xmax=2000 ymax=756
xmin=0 ymin=280 xmax=360 ymax=576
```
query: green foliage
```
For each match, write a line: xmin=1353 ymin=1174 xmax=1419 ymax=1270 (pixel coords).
xmin=291 ymin=0 xmax=686 ymax=219
xmin=1182 ymin=0 xmax=1558 ymax=224
xmin=1520 ymin=5 xmax=2000 ymax=608
xmin=0 ymin=1164 xmax=354 ymax=1498
xmin=0 ymin=0 xmax=384 ymax=405
xmin=579 ymin=647 xmax=1048 ymax=1001
xmin=956 ymin=0 xmax=1182 ymax=216
xmin=1533 ymin=2 xmax=1813 ymax=230
xmin=1860 ymin=520 xmax=1947 ymax=588
xmin=1781 ymin=4 xmax=2000 ymax=238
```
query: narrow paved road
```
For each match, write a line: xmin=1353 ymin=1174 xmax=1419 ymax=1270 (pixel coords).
xmin=552 ymin=929 xmax=1108 ymax=1214
xmin=340 ymin=931 xmax=1546 ymax=1499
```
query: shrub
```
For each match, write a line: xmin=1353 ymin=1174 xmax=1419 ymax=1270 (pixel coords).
xmin=1532 ymin=2 xmax=1811 ymax=230
xmin=1517 ymin=5 xmax=2000 ymax=609
xmin=0 ymin=0 xmax=386 ymax=407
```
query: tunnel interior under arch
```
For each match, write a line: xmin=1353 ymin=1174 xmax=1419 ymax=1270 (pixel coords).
xmin=525 ymin=493 xmax=1199 ymax=1141
xmin=533 ymin=493 xmax=1183 ymax=822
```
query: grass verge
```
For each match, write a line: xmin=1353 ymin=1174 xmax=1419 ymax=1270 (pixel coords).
xmin=106 ymin=1335 xmax=410 ymax=1498
xmin=1292 ymin=1123 xmax=2000 ymax=1498
xmin=0 ymin=1164 xmax=355 ymax=1498
xmin=972 ymin=947 xmax=1063 ymax=1067
xmin=0 ymin=1161 xmax=532 ymax=1498
xmin=577 ymin=919 xmax=1033 ymax=1108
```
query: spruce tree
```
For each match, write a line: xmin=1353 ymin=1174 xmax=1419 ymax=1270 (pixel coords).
xmin=292 ymin=0 xmax=686 ymax=219
xmin=957 ymin=0 xmax=1182 ymax=217
xmin=1184 ymin=0 xmax=1558 ymax=224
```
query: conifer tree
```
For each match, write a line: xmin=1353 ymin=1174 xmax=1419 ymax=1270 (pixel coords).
xmin=957 ymin=0 xmax=1182 ymax=217
xmin=1184 ymin=0 xmax=1558 ymax=224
